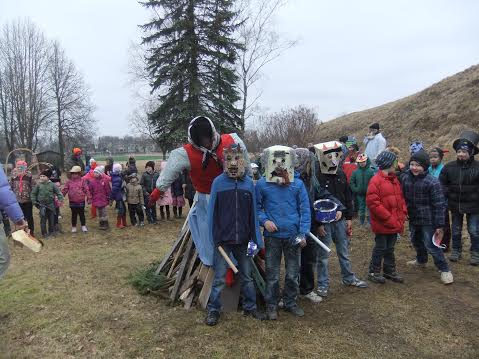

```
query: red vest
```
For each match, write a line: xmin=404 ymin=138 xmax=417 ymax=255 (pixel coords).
xmin=183 ymin=134 xmax=235 ymax=194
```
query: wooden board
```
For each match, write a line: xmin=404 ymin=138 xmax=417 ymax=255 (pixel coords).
xmin=166 ymin=234 xmax=189 ymax=278
xmin=170 ymin=238 xmax=194 ymax=302
xmin=155 ymin=228 xmax=189 ymax=275
xmin=197 ymin=267 xmax=215 ymax=309
xmin=220 ymin=279 xmax=241 ymax=312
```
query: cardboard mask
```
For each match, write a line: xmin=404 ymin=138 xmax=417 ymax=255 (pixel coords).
xmin=314 ymin=141 xmax=343 ymax=174
xmin=223 ymin=144 xmax=246 ymax=178
xmin=263 ymin=145 xmax=295 ymax=184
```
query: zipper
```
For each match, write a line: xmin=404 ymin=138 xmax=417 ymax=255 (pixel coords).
xmin=458 ymin=164 xmax=463 ymax=213
xmin=235 ymin=179 xmax=239 ymax=244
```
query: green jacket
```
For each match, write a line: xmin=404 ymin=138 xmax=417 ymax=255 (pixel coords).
xmin=31 ymin=181 xmax=64 ymax=210
xmin=350 ymin=159 xmax=375 ymax=195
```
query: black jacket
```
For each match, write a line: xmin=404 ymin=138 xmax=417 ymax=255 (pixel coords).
xmin=440 ymin=158 xmax=479 ymax=214
xmin=315 ymin=169 xmax=353 ymax=220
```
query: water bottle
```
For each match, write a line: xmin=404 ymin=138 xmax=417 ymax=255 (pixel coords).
xmin=246 ymin=241 xmax=258 ymax=257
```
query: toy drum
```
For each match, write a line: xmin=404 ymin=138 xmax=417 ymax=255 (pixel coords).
xmin=314 ymin=199 xmax=338 ymax=223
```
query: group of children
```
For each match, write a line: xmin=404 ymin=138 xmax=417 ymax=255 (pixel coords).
xmin=204 ymin=128 xmax=479 ymax=325
xmin=7 ymin=158 xmax=193 ymax=238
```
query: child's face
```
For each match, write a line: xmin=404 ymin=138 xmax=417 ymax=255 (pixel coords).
xmin=94 ymin=172 xmax=101 ymax=178
xmin=410 ymin=161 xmax=425 ymax=176
xmin=146 ymin=166 xmax=153 ymax=174
xmin=131 ymin=177 xmax=138 ymax=184
xmin=71 ymin=173 xmax=80 ymax=178
xmin=429 ymin=152 xmax=441 ymax=167
xmin=358 ymin=161 xmax=367 ymax=168
xmin=456 ymin=149 xmax=471 ymax=162
xmin=39 ymin=175 xmax=48 ymax=183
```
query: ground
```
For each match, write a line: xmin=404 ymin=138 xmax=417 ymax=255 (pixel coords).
xmin=1 ymin=207 xmax=478 ymax=359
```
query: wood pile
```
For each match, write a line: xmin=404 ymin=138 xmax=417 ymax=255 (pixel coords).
xmin=155 ymin=220 xmax=267 ymax=310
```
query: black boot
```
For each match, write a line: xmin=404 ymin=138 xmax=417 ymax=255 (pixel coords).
xmin=243 ymin=309 xmax=266 ymax=320
xmin=368 ymin=272 xmax=386 ymax=284
xmin=172 ymin=206 xmax=178 ymax=218
xmin=178 ymin=207 xmax=183 ymax=218
xmin=384 ymin=272 xmax=404 ymax=283
xmin=205 ymin=311 xmax=220 ymax=326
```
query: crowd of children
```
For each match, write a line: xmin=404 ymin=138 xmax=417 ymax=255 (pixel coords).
xmin=3 ymin=124 xmax=479 ymax=326
xmin=5 ymin=150 xmax=190 ymax=238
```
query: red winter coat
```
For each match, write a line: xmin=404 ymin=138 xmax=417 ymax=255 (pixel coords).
xmin=366 ymin=171 xmax=407 ymax=234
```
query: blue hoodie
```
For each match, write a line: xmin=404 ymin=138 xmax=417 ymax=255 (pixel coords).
xmin=255 ymin=173 xmax=311 ymax=239
xmin=208 ymin=173 xmax=263 ymax=248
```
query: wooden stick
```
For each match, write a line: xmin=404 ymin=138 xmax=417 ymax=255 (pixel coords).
xmin=166 ymin=233 xmax=189 ymax=278
xmin=155 ymin=228 xmax=188 ymax=275
xmin=170 ymin=238 xmax=194 ymax=302
xmin=217 ymin=246 xmax=239 ymax=274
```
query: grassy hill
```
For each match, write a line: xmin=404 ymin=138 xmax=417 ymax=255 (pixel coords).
xmin=318 ymin=64 xmax=479 ymax=161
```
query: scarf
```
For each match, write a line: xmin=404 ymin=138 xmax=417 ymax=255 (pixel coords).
xmin=187 ymin=117 xmax=221 ymax=169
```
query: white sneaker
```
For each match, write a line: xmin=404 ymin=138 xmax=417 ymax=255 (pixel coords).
xmin=71 ymin=227 xmax=77 ymax=233
xmin=440 ymin=271 xmax=453 ymax=285
xmin=406 ymin=259 xmax=426 ymax=268
xmin=81 ymin=226 xmax=88 ymax=233
xmin=302 ymin=291 xmax=323 ymax=303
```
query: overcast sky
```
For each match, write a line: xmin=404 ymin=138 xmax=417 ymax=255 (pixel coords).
xmin=1 ymin=0 xmax=478 ymax=136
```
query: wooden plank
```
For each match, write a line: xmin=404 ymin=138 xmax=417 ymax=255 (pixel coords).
xmin=197 ymin=267 xmax=215 ymax=309
xmin=197 ymin=264 xmax=208 ymax=283
xmin=184 ymin=250 xmax=198 ymax=279
xmin=179 ymin=286 xmax=193 ymax=301
xmin=183 ymin=290 xmax=196 ymax=310
xmin=220 ymin=279 xmax=241 ymax=312
xmin=179 ymin=265 xmax=200 ymax=295
xmin=166 ymin=233 xmax=189 ymax=278
xmin=170 ymin=238 xmax=195 ymax=302
xmin=155 ymin=227 xmax=189 ymax=275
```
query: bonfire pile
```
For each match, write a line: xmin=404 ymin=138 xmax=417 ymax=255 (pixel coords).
xmin=154 ymin=221 xmax=267 ymax=310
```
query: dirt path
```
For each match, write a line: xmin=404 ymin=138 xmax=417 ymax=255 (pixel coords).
xmin=1 ymin=209 xmax=478 ymax=358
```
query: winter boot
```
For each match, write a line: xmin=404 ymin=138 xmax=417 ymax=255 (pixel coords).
xmin=440 ymin=271 xmax=454 ymax=285
xmin=160 ymin=210 xmax=165 ymax=221
xmin=99 ymin=221 xmax=106 ymax=230
xmin=178 ymin=207 xmax=183 ymax=218
xmin=449 ymin=249 xmax=462 ymax=262
xmin=470 ymin=251 xmax=479 ymax=266
xmin=90 ymin=206 xmax=97 ymax=219
xmin=166 ymin=209 xmax=172 ymax=221
xmin=368 ymin=272 xmax=386 ymax=284
xmin=383 ymin=272 xmax=404 ymax=283
xmin=103 ymin=220 xmax=110 ymax=230
xmin=172 ymin=206 xmax=178 ymax=218
xmin=116 ymin=216 xmax=125 ymax=229
xmin=205 ymin=311 xmax=220 ymax=326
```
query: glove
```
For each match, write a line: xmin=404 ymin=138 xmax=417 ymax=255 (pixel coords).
xmin=148 ymin=188 xmax=162 ymax=207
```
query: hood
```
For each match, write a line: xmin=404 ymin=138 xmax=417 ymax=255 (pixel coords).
xmin=187 ymin=116 xmax=220 ymax=149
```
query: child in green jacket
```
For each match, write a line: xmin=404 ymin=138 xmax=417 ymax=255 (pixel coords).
xmin=350 ymin=154 xmax=375 ymax=225
xmin=32 ymin=170 xmax=64 ymax=238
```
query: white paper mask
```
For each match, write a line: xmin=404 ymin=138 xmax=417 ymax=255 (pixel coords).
xmin=314 ymin=141 xmax=343 ymax=174
xmin=263 ymin=145 xmax=295 ymax=184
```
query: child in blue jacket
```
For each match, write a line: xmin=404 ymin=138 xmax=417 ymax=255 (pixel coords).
xmin=256 ymin=145 xmax=311 ymax=320
xmin=205 ymin=143 xmax=264 ymax=326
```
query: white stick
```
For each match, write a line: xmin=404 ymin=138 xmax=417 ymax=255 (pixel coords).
xmin=307 ymin=232 xmax=331 ymax=253
xmin=218 ymin=246 xmax=239 ymax=274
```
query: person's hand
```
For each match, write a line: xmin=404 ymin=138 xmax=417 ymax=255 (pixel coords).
xmin=318 ymin=225 xmax=327 ymax=237
xmin=299 ymin=238 xmax=307 ymax=248
xmin=264 ymin=220 xmax=278 ymax=232
xmin=335 ymin=210 xmax=342 ymax=221
xmin=14 ymin=219 xmax=29 ymax=233
xmin=434 ymin=228 xmax=444 ymax=243
xmin=346 ymin=220 xmax=352 ymax=235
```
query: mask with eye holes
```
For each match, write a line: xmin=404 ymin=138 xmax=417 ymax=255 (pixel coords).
xmin=223 ymin=143 xmax=246 ymax=179
xmin=314 ymin=141 xmax=343 ymax=174
xmin=262 ymin=145 xmax=295 ymax=185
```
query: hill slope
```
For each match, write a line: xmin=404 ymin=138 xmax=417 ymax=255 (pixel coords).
xmin=319 ymin=65 xmax=479 ymax=159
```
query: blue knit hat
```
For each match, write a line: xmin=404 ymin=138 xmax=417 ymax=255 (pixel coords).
xmin=409 ymin=141 xmax=424 ymax=155
xmin=376 ymin=151 xmax=397 ymax=170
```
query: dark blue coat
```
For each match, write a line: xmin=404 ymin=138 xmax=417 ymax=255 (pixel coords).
xmin=208 ymin=173 xmax=263 ymax=248
xmin=110 ymin=173 xmax=124 ymax=201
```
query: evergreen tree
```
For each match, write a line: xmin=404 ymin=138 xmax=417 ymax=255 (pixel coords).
xmin=140 ymin=0 xmax=243 ymax=146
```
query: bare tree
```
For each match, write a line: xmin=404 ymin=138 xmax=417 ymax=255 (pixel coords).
xmin=0 ymin=19 xmax=52 ymax=152
xmin=236 ymin=0 xmax=297 ymax=126
xmin=243 ymin=105 xmax=321 ymax=150
xmin=48 ymin=40 xmax=95 ymax=168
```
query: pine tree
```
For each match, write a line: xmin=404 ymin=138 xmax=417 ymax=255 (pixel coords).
xmin=140 ymin=0 xmax=243 ymax=147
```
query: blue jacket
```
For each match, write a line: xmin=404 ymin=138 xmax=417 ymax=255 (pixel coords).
xmin=256 ymin=174 xmax=311 ymax=239
xmin=110 ymin=173 xmax=124 ymax=201
xmin=401 ymin=170 xmax=446 ymax=228
xmin=0 ymin=165 xmax=24 ymax=222
xmin=208 ymin=173 xmax=263 ymax=248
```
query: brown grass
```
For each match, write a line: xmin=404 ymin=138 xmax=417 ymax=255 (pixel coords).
xmin=318 ymin=64 xmax=479 ymax=162
xmin=1 ymin=208 xmax=479 ymax=358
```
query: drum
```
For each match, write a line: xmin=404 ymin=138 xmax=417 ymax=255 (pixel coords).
xmin=313 ymin=199 xmax=338 ymax=223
